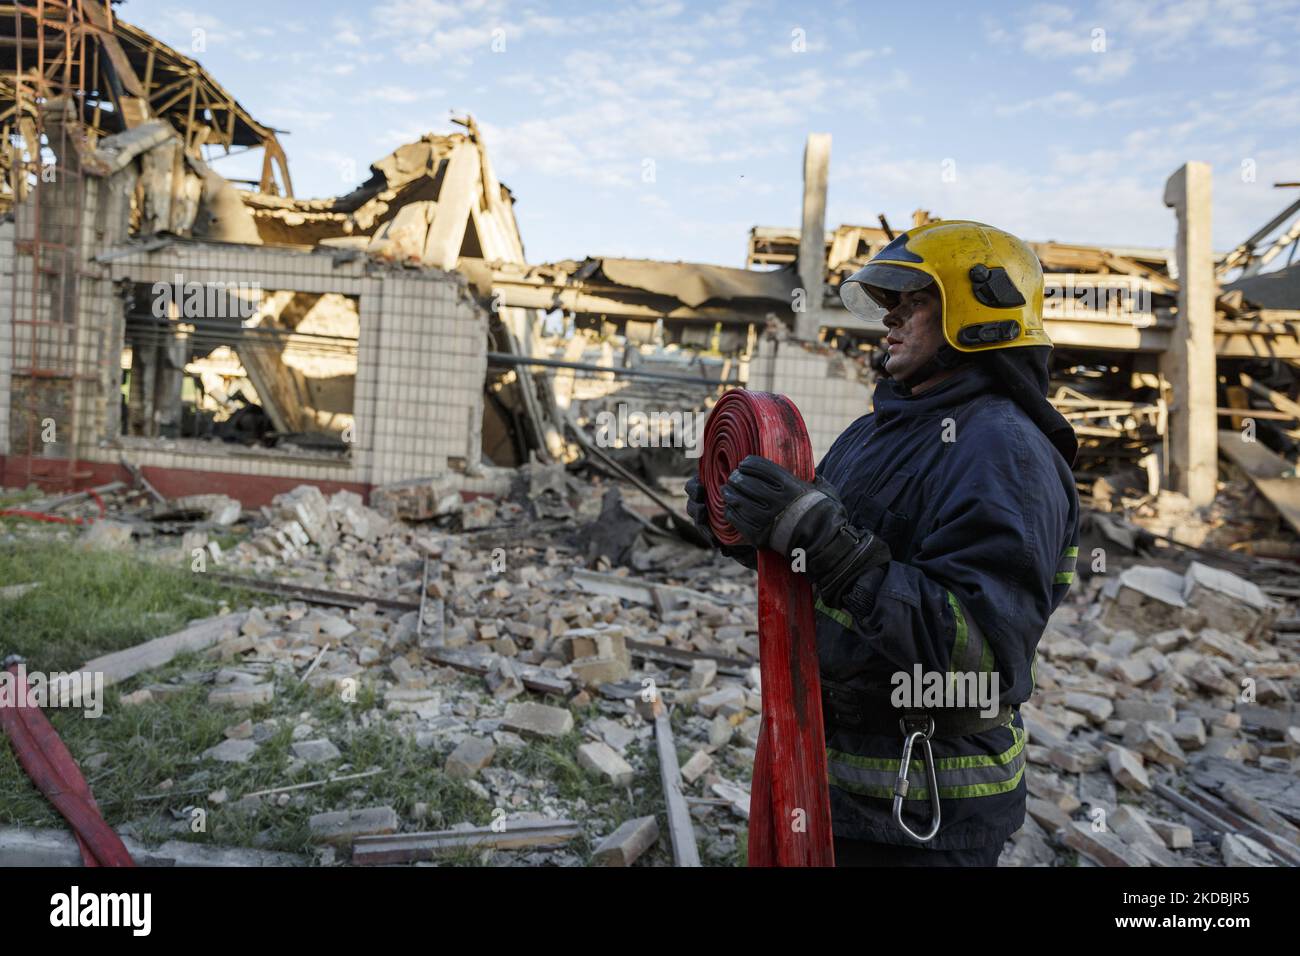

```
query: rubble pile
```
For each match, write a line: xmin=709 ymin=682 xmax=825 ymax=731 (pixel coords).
xmin=6 ymin=460 xmax=1300 ymax=867
xmin=136 ymin=472 xmax=766 ymax=864
xmin=1007 ymin=555 xmax=1300 ymax=867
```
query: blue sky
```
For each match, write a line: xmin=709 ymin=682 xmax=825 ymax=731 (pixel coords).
xmin=120 ymin=0 xmax=1300 ymax=267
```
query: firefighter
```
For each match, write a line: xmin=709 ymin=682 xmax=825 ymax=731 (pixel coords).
xmin=687 ymin=221 xmax=1080 ymax=866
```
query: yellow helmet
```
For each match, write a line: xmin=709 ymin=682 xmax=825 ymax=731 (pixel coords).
xmin=839 ymin=220 xmax=1050 ymax=352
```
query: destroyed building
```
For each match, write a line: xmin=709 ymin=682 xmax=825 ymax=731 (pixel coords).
xmin=2 ymin=0 xmax=1300 ymax=874
xmin=5 ymin=3 xmax=1300 ymax=518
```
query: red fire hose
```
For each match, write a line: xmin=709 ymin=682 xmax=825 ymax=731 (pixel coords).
xmin=0 ymin=663 xmax=134 ymax=866
xmin=0 ymin=489 xmax=107 ymax=525
xmin=700 ymin=389 xmax=835 ymax=867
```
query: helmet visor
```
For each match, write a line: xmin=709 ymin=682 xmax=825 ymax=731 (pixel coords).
xmin=838 ymin=262 xmax=934 ymax=318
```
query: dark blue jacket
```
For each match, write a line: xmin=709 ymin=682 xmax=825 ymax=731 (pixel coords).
xmin=815 ymin=361 xmax=1079 ymax=849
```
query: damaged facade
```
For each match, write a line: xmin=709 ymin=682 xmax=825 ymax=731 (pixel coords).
xmin=2 ymin=2 xmax=1300 ymax=874
xmin=4 ymin=4 xmax=1300 ymax=517
xmin=0 ymin=4 xmax=510 ymax=503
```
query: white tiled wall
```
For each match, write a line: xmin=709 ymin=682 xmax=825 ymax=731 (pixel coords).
xmin=748 ymin=337 xmax=875 ymax=463
xmin=0 ymin=235 xmax=490 ymax=488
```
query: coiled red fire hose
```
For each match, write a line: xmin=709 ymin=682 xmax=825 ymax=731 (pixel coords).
xmin=700 ymin=389 xmax=835 ymax=867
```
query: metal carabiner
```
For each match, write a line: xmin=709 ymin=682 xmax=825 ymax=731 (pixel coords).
xmin=892 ymin=715 xmax=941 ymax=843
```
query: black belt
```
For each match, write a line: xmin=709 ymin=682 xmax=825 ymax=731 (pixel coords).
xmin=820 ymin=678 xmax=1014 ymax=738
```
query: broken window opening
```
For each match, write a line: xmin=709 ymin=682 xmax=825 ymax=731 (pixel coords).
xmin=118 ymin=282 xmax=359 ymax=457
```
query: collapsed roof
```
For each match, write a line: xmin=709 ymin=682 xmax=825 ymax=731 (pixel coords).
xmin=237 ymin=116 xmax=526 ymax=268
xmin=0 ymin=0 xmax=291 ymax=211
xmin=1224 ymin=263 xmax=1300 ymax=311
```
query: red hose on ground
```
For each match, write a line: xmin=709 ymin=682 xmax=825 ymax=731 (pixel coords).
xmin=0 ymin=664 xmax=135 ymax=867
xmin=700 ymin=389 xmax=835 ymax=867
xmin=0 ymin=488 xmax=107 ymax=525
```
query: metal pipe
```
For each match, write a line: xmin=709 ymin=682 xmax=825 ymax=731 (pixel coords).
xmin=486 ymin=351 xmax=740 ymax=386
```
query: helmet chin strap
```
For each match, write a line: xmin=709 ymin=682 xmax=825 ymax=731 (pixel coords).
xmin=891 ymin=344 xmax=966 ymax=395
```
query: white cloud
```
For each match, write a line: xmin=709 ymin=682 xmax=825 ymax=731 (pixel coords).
xmin=366 ymin=85 xmax=443 ymax=104
xmin=1073 ymin=48 xmax=1135 ymax=83
xmin=262 ymin=108 xmax=334 ymax=131
xmin=1022 ymin=21 xmax=1094 ymax=58
xmin=332 ymin=17 xmax=363 ymax=46
xmin=995 ymin=90 xmax=1102 ymax=118
xmin=152 ymin=9 xmax=246 ymax=52
xmin=842 ymin=46 xmax=892 ymax=67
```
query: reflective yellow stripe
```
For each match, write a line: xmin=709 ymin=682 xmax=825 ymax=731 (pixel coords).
xmin=947 ymin=590 xmax=969 ymax=670
xmin=827 ymin=724 xmax=1026 ymax=800
xmin=815 ymin=597 xmax=854 ymax=629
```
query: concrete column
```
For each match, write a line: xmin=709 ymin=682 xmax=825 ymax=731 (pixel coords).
xmin=1161 ymin=162 xmax=1217 ymax=506
xmin=795 ymin=133 xmax=831 ymax=341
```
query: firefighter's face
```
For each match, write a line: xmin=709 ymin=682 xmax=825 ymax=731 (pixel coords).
xmin=881 ymin=285 xmax=943 ymax=383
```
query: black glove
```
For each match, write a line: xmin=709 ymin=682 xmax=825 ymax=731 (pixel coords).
xmin=721 ymin=455 xmax=891 ymax=604
xmin=685 ymin=473 xmax=757 ymax=570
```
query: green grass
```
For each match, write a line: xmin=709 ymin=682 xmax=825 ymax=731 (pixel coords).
xmin=0 ymin=488 xmax=42 ymax=510
xmin=0 ymin=537 xmax=741 ymax=865
xmin=0 ymin=539 xmax=260 ymax=670
xmin=0 ymin=649 xmax=496 ymax=858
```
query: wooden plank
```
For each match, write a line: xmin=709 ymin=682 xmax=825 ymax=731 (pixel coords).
xmin=352 ymin=820 xmax=579 ymax=864
xmin=1241 ymin=372 xmax=1300 ymax=420
xmin=48 ymin=612 xmax=246 ymax=706
xmin=1242 ymin=478 xmax=1300 ymax=538
xmin=626 ymin=638 xmax=751 ymax=677
xmin=422 ymin=142 xmax=479 ymax=269
xmin=1217 ymin=429 xmax=1291 ymax=478
xmin=1217 ymin=406 xmax=1296 ymax=422
xmin=1218 ymin=429 xmax=1300 ymax=535
xmin=207 ymin=573 xmax=418 ymax=615
xmin=571 ymin=568 xmax=733 ymax=609
xmin=653 ymin=698 xmax=701 ymax=867
xmin=424 ymin=646 xmax=570 ymax=697
xmin=1179 ymin=784 xmax=1300 ymax=867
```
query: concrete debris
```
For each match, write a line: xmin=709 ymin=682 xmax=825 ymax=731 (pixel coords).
xmin=1015 ymin=536 xmax=1300 ymax=869
xmin=78 ymin=520 xmax=135 ymax=552
xmin=207 ymin=682 xmax=275 ymax=708
xmin=308 ymin=806 xmax=400 ymax=845
xmin=502 ymin=702 xmax=575 ymax=739
xmin=592 ymin=815 xmax=660 ymax=867
xmin=8 ymin=444 xmax=1300 ymax=869
xmin=1059 ymin=820 xmax=1145 ymax=867
xmin=1148 ymin=816 xmax=1194 ymax=849
xmin=292 ymin=739 xmax=343 ymax=764
xmin=328 ymin=490 xmax=392 ymax=541
xmin=351 ymin=819 xmax=580 ymax=864
xmin=0 ymin=826 xmax=304 ymax=867
xmin=680 ymin=749 xmax=714 ymax=784
xmin=173 ymin=494 xmax=243 ymax=526
xmin=1220 ymin=832 xmax=1274 ymax=867
xmin=202 ymin=738 xmax=259 ymax=764
xmin=445 ymin=737 xmax=496 ymax=779
xmin=1109 ymin=806 xmax=1178 ymax=866
xmin=577 ymin=740 xmax=635 ymax=786
xmin=369 ymin=477 xmax=464 ymax=522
